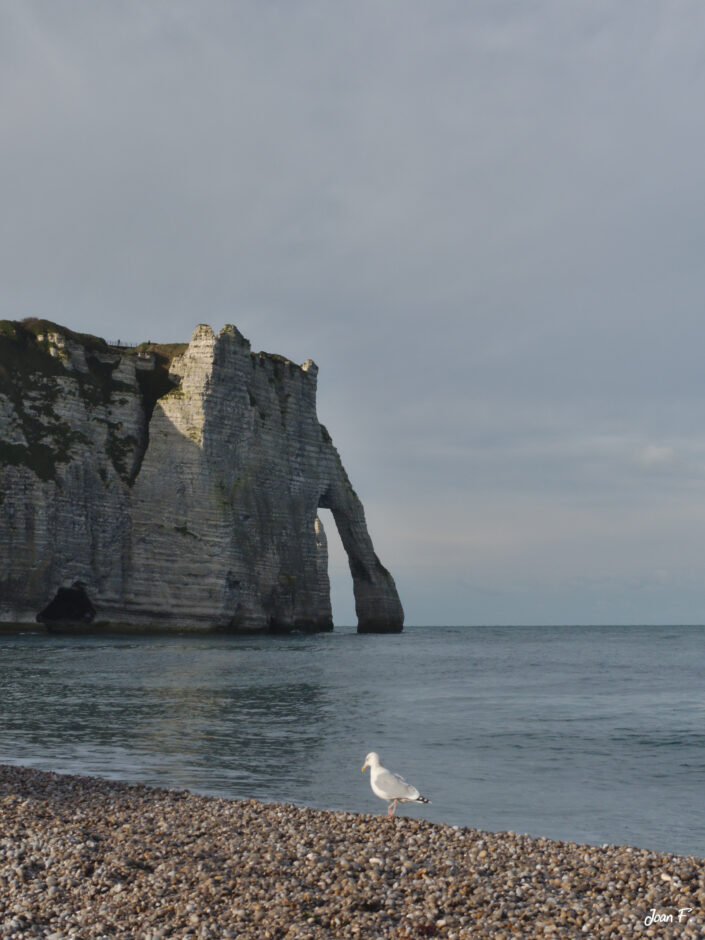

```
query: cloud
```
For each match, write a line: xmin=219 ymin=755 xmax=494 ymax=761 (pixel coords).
xmin=638 ymin=444 xmax=676 ymax=468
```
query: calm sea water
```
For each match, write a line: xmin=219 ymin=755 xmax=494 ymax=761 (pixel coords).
xmin=0 ymin=625 xmax=703 ymax=857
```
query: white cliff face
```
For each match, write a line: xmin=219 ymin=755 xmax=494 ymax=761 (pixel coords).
xmin=0 ymin=320 xmax=403 ymax=632
xmin=0 ymin=324 xmax=146 ymax=619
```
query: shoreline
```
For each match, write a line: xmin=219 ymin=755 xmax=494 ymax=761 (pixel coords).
xmin=1 ymin=765 xmax=703 ymax=938
xmin=0 ymin=623 xmax=323 ymax=636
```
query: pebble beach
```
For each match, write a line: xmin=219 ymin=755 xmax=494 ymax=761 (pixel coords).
xmin=0 ymin=765 xmax=702 ymax=939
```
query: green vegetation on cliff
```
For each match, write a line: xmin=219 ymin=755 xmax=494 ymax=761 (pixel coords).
xmin=0 ymin=320 xmax=88 ymax=480
xmin=0 ymin=319 xmax=186 ymax=482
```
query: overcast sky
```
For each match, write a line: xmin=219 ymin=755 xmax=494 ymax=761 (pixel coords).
xmin=4 ymin=1 xmax=705 ymax=625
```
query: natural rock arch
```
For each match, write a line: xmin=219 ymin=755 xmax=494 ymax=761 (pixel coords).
xmin=0 ymin=320 xmax=404 ymax=634
xmin=317 ymin=471 xmax=403 ymax=634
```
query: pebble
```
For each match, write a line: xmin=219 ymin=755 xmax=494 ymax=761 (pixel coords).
xmin=0 ymin=763 xmax=703 ymax=939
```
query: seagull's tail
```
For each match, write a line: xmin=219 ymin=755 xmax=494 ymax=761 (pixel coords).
xmin=416 ymin=795 xmax=431 ymax=804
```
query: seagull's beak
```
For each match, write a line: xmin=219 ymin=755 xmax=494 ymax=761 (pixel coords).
xmin=361 ymin=762 xmax=368 ymax=772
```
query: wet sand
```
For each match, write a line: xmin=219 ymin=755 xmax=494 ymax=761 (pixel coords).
xmin=0 ymin=764 xmax=702 ymax=938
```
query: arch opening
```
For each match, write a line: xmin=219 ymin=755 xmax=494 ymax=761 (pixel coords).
xmin=317 ymin=507 xmax=356 ymax=628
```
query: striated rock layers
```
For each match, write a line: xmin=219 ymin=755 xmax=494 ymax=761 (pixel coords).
xmin=0 ymin=319 xmax=403 ymax=633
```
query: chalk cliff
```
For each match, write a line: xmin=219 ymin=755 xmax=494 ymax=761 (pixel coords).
xmin=0 ymin=319 xmax=403 ymax=633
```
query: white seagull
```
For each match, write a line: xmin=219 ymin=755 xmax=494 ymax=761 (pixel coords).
xmin=361 ymin=751 xmax=431 ymax=817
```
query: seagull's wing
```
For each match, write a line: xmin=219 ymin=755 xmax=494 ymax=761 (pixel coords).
xmin=374 ymin=768 xmax=421 ymax=801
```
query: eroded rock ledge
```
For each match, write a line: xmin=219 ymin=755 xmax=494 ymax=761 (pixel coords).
xmin=0 ymin=319 xmax=403 ymax=633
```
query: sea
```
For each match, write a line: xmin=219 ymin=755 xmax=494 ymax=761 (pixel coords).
xmin=0 ymin=624 xmax=703 ymax=858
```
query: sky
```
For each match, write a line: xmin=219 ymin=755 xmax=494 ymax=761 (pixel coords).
xmin=3 ymin=1 xmax=705 ymax=625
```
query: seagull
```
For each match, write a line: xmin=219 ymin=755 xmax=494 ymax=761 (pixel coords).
xmin=361 ymin=751 xmax=431 ymax=817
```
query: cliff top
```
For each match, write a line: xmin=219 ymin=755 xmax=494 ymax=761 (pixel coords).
xmin=0 ymin=318 xmax=188 ymax=364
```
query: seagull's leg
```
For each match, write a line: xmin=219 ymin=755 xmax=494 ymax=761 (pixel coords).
xmin=388 ymin=800 xmax=397 ymax=818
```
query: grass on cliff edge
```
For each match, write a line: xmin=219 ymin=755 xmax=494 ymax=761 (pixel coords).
xmin=0 ymin=319 xmax=187 ymax=482
xmin=0 ymin=318 xmax=187 ymax=363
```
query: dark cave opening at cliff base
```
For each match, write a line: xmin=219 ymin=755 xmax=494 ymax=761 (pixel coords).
xmin=36 ymin=581 xmax=96 ymax=625
xmin=317 ymin=508 xmax=355 ymax=629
